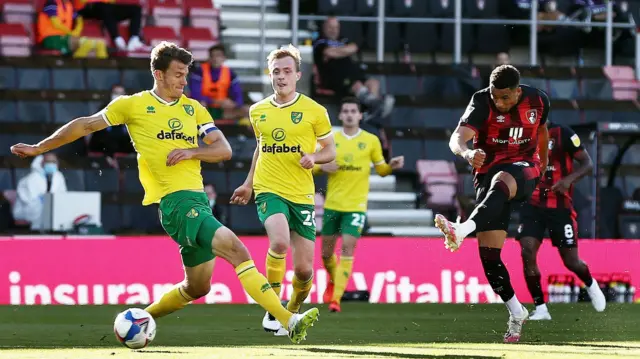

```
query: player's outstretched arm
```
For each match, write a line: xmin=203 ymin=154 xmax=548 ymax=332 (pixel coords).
xmin=11 ymin=114 xmax=108 ymax=158
xmin=310 ymin=135 xmax=336 ymax=165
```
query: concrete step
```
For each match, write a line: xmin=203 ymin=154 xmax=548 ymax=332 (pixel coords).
xmin=367 ymin=226 xmax=443 ymax=237
xmin=367 ymin=191 xmax=416 ymax=210
xmin=369 ymin=175 xmax=396 ymax=192
xmin=215 ymin=0 xmax=278 ymax=13
xmin=222 ymin=28 xmax=312 ymax=44
xmin=221 ymin=11 xmax=290 ymax=30
xmin=223 ymin=59 xmax=261 ymax=76
xmin=229 ymin=43 xmax=313 ymax=61
xmin=367 ymin=209 xmax=433 ymax=227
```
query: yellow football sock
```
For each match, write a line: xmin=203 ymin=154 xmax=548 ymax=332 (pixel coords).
xmin=95 ymin=40 xmax=108 ymax=59
xmin=144 ymin=285 xmax=194 ymax=319
xmin=73 ymin=38 xmax=94 ymax=58
xmin=266 ymin=249 xmax=287 ymax=297
xmin=287 ymin=274 xmax=313 ymax=313
xmin=236 ymin=260 xmax=292 ymax=327
xmin=322 ymin=254 xmax=338 ymax=283
xmin=332 ymin=256 xmax=354 ymax=303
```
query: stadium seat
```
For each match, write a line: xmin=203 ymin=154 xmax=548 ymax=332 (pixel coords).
xmin=228 ymin=205 xmax=263 ymax=233
xmin=365 ymin=23 xmax=401 ymax=53
xmin=339 ymin=22 xmax=364 ymax=48
xmin=0 ymin=169 xmax=12 ymax=191
xmin=122 ymin=69 xmax=154 ymax=91
xmin=17 ymin=68 xmax=50 ymax=90
xmin=61 ymin=169 xmax=86 ymax=191
xmin=84 ymin=159 xmax=119 ymax=192
xmin=603 ymin=66 xmax=640 ymax=100
xmin=390 ymin=0 xmax=427 ymax=17
xmin=317 ymin=0 xmax=354 ymax=15
xmin=0 ymin=23 xmax=31 ymax=57
xmin=17 ymin=101 xmax=51 ymax=123
xmin=0 ymin=66 xmax=16 ymax=89
xmin=416 ymin=159 xmax=458 ymax=211
xmin=54 ymin=102 xmax=90 ymax=124
xmin=101 ymin=204 xmax=121 ymax=233
xmin=142 ymin=25 xmax=179 ymax=47
xmin=148 ymin=0 xmax=183 ymax=34
xmin=52 ymin=68 xmax=86 ymax=90
xmin=3 ymin=0 xmax=35 ymax=38
xmin=580 ymin=79 xmax=613 ymax=100
xmin=0 ymin=101 xmax=17 ymax=122
xmin=80 ymin=20 xmax=110 ymax=44
xmin=202 ymin=170 xmax=227 ymax=193
xmin=386 ymin=75 xmax=422 ymax=96
xmin=184 ymin=0 xmax=219 ymax=39
xmin=182 ymin=27 xmax=216 ymax=61
xmin=87 ymin=68 xmax=121 ymax=90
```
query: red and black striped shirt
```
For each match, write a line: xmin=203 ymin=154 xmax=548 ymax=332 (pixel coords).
xmin=529 ymin=123 xmax=584 ymax=209
xmin=459 ymin=85 xmax=550 ymax=175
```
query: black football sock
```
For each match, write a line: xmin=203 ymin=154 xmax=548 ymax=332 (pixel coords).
xmin=468 ymin=180 xmax=510 ymax=226
xmin=525 ymin=274 xmax=545 ymax=306
xmin=479 ymin=247 xmax=515 ymax=302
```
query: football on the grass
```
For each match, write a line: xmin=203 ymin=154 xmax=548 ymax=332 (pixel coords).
xmin=113 ymin=308 xmax=156 ymax=349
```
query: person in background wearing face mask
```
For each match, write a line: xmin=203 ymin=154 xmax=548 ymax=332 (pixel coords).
xmin=87 ymin=84 xmax=134 ymax=156
xmin=204 ymin=183 xmax=226 ymax=224
xmin=13 ymin=154 xmax=67 ymax=231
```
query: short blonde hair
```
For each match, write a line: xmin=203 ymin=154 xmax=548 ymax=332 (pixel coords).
xmin=267 ymin=44 xmax=302 ymax=72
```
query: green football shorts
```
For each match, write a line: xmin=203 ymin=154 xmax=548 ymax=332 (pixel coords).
xmin=255 ymin=192 xmax=316 ymax=241
xmin=42 ymin=35 xmax=71 ymax=55
xmin=321 ymin=208 xmax=366 ymax=238
xmin=159 ymin=190 xmax=224 ymax=267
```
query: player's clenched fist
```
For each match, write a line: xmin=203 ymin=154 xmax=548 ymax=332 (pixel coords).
xmin=299 ymin=153 xmax=315 ymax=169
xmin=463 ymin=149 xmax=486 ymax=169
xmin=230 ymin=184 xmax=252 ymax=205
xmin=10 ymin=143 xmax=42 ymax=158
xmin=389 ymin=156 xmax=404 ymax=169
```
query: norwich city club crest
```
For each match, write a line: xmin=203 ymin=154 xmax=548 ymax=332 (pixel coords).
xmin=186 ymin=208 xmax=199 ymax=218
xmin=291 ymin=112 xmax=303 ymax=124
xmin=358 ymin=142 xmax=366 ymax=150
xmin=183 ymin=104 xmax=194 ymax=116
xmin=259 ymin=202 xmax=267 ymax=214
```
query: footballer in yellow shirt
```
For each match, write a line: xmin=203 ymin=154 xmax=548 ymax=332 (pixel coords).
xmin=231 ymin=45 xmax=336 ymax=334
xmin=10 ymin=42 xmax=319 ymax=344
xmin=314 ymin=97 xmax=404 ymax=313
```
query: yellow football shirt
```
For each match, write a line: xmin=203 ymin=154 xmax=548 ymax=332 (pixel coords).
xmin=250 ymin=93 xmax=333 ymax=205
xmin=101 ymin=90 xmax=217 ymax=205
xmin=324 ymin=129 xmax=385 ymax=212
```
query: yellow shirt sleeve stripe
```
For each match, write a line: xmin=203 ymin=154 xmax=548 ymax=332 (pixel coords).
xmin=101 ymin=111 xmax=112 ymax=126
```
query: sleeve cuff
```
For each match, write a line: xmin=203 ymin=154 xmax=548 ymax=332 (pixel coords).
xmin=317 ymin=131 xmax=333 ymax=140
xmin=101 ymin=111 xmax=112 ymax=126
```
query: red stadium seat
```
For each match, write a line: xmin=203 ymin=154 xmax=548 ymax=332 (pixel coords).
xmin=143 ymin=25 xmax=179 ymax=47
xmin=183 ymin=0 xmax=218 ymax=38
xmin=148 ymin=0 xmax=183 ymax=34
xmin=0 ymin=23 xmax=31 ymax=57
xmin=2 ymin=0 xmax=35 ymax=39
xmin=182 ymin=26 xmax=216 ymax=60
xmin=416 ymin=159 xmax=459 ymax=214
xmin=603 ymin=66 xmax=640 ymax=101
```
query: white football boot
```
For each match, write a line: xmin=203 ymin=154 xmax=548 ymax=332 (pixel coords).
xmin=434 ymin=214 xmax=465 ymax=252
xmin=586 ymin=279 xmax=607 ymax=312
xmin=504 ymin=305 xmax=529 ymax=343
xmin=262 ymin=312 xmax=280 ymax=333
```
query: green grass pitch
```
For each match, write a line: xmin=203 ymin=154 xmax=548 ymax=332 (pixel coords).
xmin=1 ymin=303 xmax=639 ymax=358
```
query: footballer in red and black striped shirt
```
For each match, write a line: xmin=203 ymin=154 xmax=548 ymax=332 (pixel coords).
xmin=516 ymin=122 xmax=606 ymax=320
xmin=434 ymin=65 xmax=550 ymax=343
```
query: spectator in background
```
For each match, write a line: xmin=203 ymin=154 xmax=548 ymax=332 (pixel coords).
xmin=188 ymin=44 xmax=249 ymax=125
xmin=38 ymin=0 xmax=107 ymax=58
xmin=537 ymin=0 xmax=567 ymax=33
xmin=204 ymin=183 xmax=226 ymax=224
xmin=13 ymin=154 xmax=67 ymax=231
xmin=74 ymin=0 xmax=145 ymax=52
xmin=87 ymin=84 xmax=134 ymax=156
xmin=313 ymin=17 xmax=394 ymax=119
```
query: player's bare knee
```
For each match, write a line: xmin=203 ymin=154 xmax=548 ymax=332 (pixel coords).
xmin=293 ymin=266 xmax=313 ymax=281
xmin=341 ymin=243 xmax=356 ymax=257
xmin=492 ymin=172 xmax=517 ymax=198
xmin=269 ymin=238 xmax=289 ymax=254
xmin=183 ymin=281 xmax=211 ymax=299
xmin=562 ymin=256 xmax=583 ymax=272
xmin=213 ymin=227 xmax=251 ymax=266
xmin=321 ymin=236 xmax=336 ymax=258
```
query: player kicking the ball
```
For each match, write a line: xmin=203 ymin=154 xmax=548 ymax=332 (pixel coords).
xmin=434 ymin=65 xmax=550 ymax=343
xmin=517 ymin=121 xmax=606 ymax=320
xmin=314 ymin=97 xmax=403 ymax=312
xmin=230 ymin=45 xmax=336 ymax=336
xmin=10 ymin=42 xmax=318 ymax=344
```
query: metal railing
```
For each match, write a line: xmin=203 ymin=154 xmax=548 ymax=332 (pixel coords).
xmin=289 ymin=0 xmax=639 ymax=77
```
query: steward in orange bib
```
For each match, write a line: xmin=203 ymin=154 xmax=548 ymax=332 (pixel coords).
xmin=38 ymin=0 xmax=107 ymax=58
xmin=74 ymin=0 xmax=145 ymax=52
xmin=188 ymin=44 xmax=250 ymax=124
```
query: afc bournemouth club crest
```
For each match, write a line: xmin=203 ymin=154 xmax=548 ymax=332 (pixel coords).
xmin=183 ymin=104 xmax=194 ymax=116
xmin=548 ymin=138 xmax=555 ymax=150
xmin=526 ymin=109 xmax=537 ymax=124
xmin=291 ymin=112 xmax=303 ymax=124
